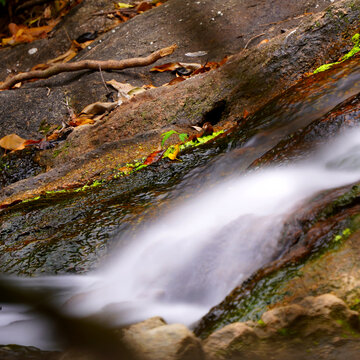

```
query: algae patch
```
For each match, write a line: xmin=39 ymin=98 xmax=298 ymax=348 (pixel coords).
xmin=313 ymin=33 xmax=360 ymax=74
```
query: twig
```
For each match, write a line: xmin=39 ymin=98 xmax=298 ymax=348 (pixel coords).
xmin=0 ymin=44 xmax=177 ymax=90
xmin=99 ymin=64 xmax=109 ymax=92
xmin=244 ymin=33 xmax=265 ymax=49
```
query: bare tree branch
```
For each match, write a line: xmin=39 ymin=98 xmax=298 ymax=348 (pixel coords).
xmin=0 ymin=44 xmax=177 ymax=90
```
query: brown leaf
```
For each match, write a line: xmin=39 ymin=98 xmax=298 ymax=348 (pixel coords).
xmin=0 ymin=134 xmax=27 ymax=151
xmin=150 ymin=62 xmax=180 ymax=72
xmin=167 ymin=77 xmax=185 ymax=85
xmin=106 ymin=79 xmax=135 ymax=94
xmin=69 ymin=117 xmax=95 ymax=127
xmin=47 ymin=42 xmax=78 ymax=64
xmin=144 ymin=149 xmax=165 ymax=165
xmin=80 ymin=101 xmax=117 ymax=116
xmin=136 ymin=2 xmax=153 ymax=12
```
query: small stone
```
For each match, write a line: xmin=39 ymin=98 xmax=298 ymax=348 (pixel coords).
xmin=28 ymin=48 xmax=38 ymax=55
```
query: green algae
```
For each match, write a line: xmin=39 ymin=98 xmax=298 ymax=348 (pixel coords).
xmin=313 ymin=33 xmax=360 ymax=74
xmin=17 ymin=129 xmax=225 ymax=207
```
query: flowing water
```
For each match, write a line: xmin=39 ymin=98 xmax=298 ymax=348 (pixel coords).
xmin=1 ymin=59 xmax=360 ymax=349
xmin=2 ymin=129 xmax=360 ymax=349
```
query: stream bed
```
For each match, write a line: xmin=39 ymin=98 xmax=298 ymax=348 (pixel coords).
xmin=1 ymin=58 xmax=360 ymax=349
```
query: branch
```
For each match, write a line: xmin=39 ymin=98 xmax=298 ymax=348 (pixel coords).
xmin=0 ymin=44 xmax=177 ymax=90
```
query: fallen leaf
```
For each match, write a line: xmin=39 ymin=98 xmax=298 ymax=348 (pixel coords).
xmin=191 ymin=125 xmax=203 ymax=132
xmin=0 ymin=133 xmax=27 ymax=151
xmin=43 ymin=5 xmax=52 ymax=19
xmin=167 ymin=77 xmax=185 ymax=85
xmin=117 ymin=2 xmax=134 ymax=8
xmin=136 ymin=2 xmax=153 ymax=12
xmin=69 ymin=117 xmax=95 ymax=126
xmin=106 ymin=79 xmax=135 ymax=98
xmin=144 ymin=149 xmax=165 ymax=165
xmin=168 ymin=144 xmax=180 ymax=161
xmin=185 ymin=51 xmax=208 ymax=57
xmin=128 ymin=87 xmax=146 ymax=96
xmin=80 ymin=101 xmax=117 ymax=116
xmin=2 ymin=23 xmax=53 ymax=46
xmin=150 ymin=62 xmax=180 ymax=72
xmin=151 ymin=62 xmax=201 ymax=73
xmin=47 ymin=42 xmax=79 ymax=64
xmin=258 ymin=39 xmax=269 ymax=45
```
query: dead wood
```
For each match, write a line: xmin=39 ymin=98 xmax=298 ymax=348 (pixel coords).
xmin=0 ymin=44 xmax=177 ymax=90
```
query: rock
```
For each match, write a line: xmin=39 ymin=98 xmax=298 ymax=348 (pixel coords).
xmin=123 ymin=318 xmax=205 ymax=360
xmin=260 ymin=304 xmax=305 ymax=330
xmin=124 ymin=316 xmax=167 ymax=334
xmin=202 ymin=294 xmax=360 ymax=360
xmin=203 ymin=323 xmax=258 ymax=360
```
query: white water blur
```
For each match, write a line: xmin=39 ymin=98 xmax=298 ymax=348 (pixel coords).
xmin=3 ymin=128 xmax=360 ymax=349
xmin=66 ymin=127 xmax=360 ymax=324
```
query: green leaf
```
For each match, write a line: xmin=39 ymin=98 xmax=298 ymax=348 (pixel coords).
xmin=178 ymin=133 xmax=188 ymax=142
xmin=161 ymin=130 xmax=178 ymax=147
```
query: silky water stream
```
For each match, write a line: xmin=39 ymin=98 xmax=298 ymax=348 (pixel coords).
xmin=1 ymin=60 xmax=360 ymax=349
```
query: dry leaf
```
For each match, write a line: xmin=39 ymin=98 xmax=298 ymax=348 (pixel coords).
xmin=106 ymin=79 xmax=135 ymax=98
xmin=69 ymin=117 xmax=95 ymax=127
xmin=191 ymin=125 xmax=203 ymax=132
xmin=258 ymin=39 xmax=269 ymax=45
xmin=136 ymin=2 xmax=153 ymax=12
xmin=144 ymin=149 xmax=165 ymax=165
xmin=47 ymin=42 xmax=78 ymax=64
xmin=2 ymin=23 xmax=53 ymax=46
xmin=150 ymin=62 xmax=180 ymax=72
xmin=0 ymin=134 xmax=27 ymax=151
xmin=167 ymin=77 xmax=185 ymax=85
xmin=80 ymin=102 xmax=117 ymax=116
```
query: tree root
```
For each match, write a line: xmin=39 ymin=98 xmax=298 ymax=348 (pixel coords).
xmin=0 ymin=44 xmax=177 ymax=90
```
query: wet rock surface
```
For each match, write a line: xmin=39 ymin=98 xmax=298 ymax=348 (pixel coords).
xmin=1 ymin=0 xmax=359 ymax=205
xmin=203 ymin=294 xmax=360 ymax=360
xmin=0 ymin=345 xmax=59 ymax=360
xmin=195 ymin=180 xmax=360 ymax=337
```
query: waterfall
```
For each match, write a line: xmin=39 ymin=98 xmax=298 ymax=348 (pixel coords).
xmin=2 ymin=128 xmax=360 ymax=349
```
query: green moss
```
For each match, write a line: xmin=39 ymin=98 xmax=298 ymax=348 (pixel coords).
xmin=52 ymin=142 xmax=70 ymax=158
xmin=277 ymin=328 xmax=289 ymax=336
xmin=313 ymin=33 xmax=360 ymax=74
xmin=38 ymin=119 xmax=52 ymax=135
xmin=163 ymin=130 xmax=224 ymax=159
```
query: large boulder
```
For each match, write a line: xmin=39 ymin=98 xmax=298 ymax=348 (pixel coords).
xmin=122 ymin=317 xmax=205 ymax=360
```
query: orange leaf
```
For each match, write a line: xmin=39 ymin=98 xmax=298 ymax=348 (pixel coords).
xmin=69 ymin=117 xmax=95 ymax=127
xmin=144 ymin=149 xmax=165 ymax=165
xmin=150 ymin=62 xmax=180 ymax=72
xmin=0 ymin=134 xmax=27 ymax=151
xmin=258 ymin=39 xmax=269 ymax=45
